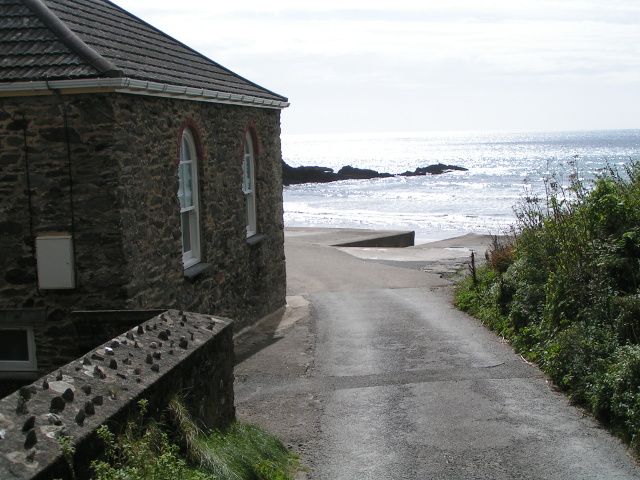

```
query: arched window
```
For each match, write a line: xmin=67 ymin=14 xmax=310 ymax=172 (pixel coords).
xmin=178 ymin=129 xmax=201 ymax=267
xmin=243 ymin=131 xmax=257 ymax=237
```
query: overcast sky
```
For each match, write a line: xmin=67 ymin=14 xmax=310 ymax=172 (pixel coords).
xmin=112 ymin=0 xmax=640 ymax=135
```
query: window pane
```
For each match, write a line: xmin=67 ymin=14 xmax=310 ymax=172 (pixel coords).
xmin=0 ymin=330 xmax=29 ymax=361
xmin=181 ymin=135 xmax=194 ymax=161
xmin=178 ymin=164 xmax=186 ymax=208
xmin=184 ymin=163 xmax=193 ymax=207
xmin=243 ymin=155 xmax=252 ymax=194
xmin=179 ymin=163 xmax=193 ymax=209
xmin=181 ymin=211 xmax=191 ymax=253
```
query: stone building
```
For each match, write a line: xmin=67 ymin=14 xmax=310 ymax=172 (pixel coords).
xmin=0 ymin=0 xmax=289 ymax=391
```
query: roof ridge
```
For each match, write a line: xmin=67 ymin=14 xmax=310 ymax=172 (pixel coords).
xmin=21 ymin=0 xmax=123 ymax=78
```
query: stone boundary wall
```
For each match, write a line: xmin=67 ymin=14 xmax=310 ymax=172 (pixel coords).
xmin=0 ymin=310 xmax=235 ymax=480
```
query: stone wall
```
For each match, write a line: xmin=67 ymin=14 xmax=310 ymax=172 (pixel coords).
xmin=0 ymin=310 xmax=235 ymax=480
xmin=0 ymin=91 xmax=286 ymax=379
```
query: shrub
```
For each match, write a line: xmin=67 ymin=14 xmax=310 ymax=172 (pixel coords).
xmin=82 ymin=398 xmax=298 ymax=480
xmin=592 ymin=345 xmax=640 ymax=451
xmin=455 ymin=159 xmax=640 ymax=453
xmin=91 ymin=399 xmax=213 ymax=480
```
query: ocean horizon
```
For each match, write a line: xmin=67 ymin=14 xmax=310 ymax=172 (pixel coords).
xmin=281 ymin=129 xmax=640 ymax=243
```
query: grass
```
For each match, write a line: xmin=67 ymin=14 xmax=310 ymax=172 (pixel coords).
xmin=85 ymin=398 xmax=299 ymax=480
xmin=454 ymin=160 xmax=640 ymax=454
xmin=195 ymin=423 xmax=295 ymax=480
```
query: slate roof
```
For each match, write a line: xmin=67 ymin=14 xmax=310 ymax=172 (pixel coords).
xmin=0 ymin=0 xmax=288 ymax=104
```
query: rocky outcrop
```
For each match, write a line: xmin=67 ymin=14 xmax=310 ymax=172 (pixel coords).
xmin=282 ymin=161 xmax=467 ymax=186
xmin=400 ymin=164 xmax=468 ymax=176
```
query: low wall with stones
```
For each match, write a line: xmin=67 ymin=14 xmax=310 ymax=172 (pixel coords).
xmin=0 ymin=310 xmax=235 ymax=480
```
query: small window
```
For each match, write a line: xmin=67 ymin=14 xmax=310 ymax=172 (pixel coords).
xmin=0 ymin=328 xmax=37 ymax=377
xmin=178 ymin=129 xmax=201 ymax=268
xmin=243 ymin=132 xmax=257 ymax=237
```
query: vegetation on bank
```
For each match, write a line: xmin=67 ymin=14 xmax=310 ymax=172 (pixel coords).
xmin=455 ymin=160 xmax=640 ymax=453
xmin=59 ymin=398 xmax=299 ymax=480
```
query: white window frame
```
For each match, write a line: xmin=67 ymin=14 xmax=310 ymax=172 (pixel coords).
xmin=0 ymin=327 xmax=37 ymax=379
xmin=178 ymin=129 xmax=201 ymax=268
xmin=243 ymin=132 xmax=257 ymax=238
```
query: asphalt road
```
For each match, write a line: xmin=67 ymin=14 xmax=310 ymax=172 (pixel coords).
xmin=234 ymin=228 xmax=640 ymax=479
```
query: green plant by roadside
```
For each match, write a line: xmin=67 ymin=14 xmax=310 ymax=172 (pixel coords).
xmin=195 ymin=422 xmax=297 ymax=480
xmin=455 ymin=159 xmax=640 ymax=454
xmin=91 ymin=399 xmax=213 ymax=480
xmin=57 ymin=435 xmax=77 ymax=480
xmin=84 ymin=397 xmax=298 ymax=480
xmin=167 ymin=396 xmax=299 ymax=480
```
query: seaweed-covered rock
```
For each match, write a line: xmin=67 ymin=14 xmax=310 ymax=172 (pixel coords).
xmin=282 ymin=160 xmax=467 ymax=185
xmin=400 ymin=163 xmax=468 ymax=176
xmin=282 ymin=162 xmax=337 ymax=185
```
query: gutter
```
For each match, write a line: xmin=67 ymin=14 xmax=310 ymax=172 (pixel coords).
xmin=0 ymin=78 xmax=290 ymax=109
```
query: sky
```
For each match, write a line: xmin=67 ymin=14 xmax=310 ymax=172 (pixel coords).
xmin=111 ymin=0 xmax=640 ymax=135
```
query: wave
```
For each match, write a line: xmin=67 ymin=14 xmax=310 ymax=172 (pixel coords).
xmin=282 ymin=129 xmax=640 ymax=242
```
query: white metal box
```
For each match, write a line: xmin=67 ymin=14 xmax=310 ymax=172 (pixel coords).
xmin=36 ymin=234 xmax=76 ymax=289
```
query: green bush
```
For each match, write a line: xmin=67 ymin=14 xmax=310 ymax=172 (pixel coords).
xmin=455 ymin=160 xmax=640 ymax=454
xmin=92 ymin=422 xmax=212 ymax=480
xmin=76 ymin=398 xmax=299 ymax=480
xmin=91 ymin=399 xmax=213 ymax=480
xmin=592 ymin=345 xmax=640 ymax=449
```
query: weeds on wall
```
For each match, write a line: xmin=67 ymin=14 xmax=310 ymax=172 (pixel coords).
xmin=455 ymin=160 xmax=640 ymax=453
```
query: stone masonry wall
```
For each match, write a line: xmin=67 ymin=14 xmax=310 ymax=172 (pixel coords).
xmin=0 ymin=310 xmax=235 ymax=480
xmin=0 ymin=92 xmax=286 ymax=378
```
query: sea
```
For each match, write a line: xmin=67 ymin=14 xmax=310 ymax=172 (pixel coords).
xmin=281 ymin=129 xmax=640 ymax=244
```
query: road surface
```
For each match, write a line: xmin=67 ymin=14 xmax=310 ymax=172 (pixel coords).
xmin=234 ymin=228 xmax=640 ymax=479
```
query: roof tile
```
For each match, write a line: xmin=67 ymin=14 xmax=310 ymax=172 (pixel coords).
xmin=0 ymin=0 xmax=287 ymax=104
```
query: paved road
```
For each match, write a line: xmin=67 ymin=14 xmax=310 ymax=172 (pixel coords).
xmin=234 ymin=228 xmax=640 ymax=479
